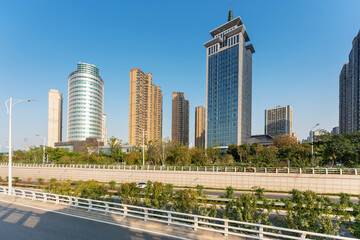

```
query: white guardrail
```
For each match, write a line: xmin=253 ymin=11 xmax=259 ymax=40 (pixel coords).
xmin=0 ymin=163 xmax=359 ymax=175
xmin=0 ymin=186 xmax=356 ymax=240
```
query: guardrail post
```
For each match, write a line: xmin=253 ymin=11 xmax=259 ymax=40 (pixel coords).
xmin=244 ymin=167 xmax=246 ymax=173
xmin=205 ymin=166 xmax=207 ymax=172
xmin=123 ymin=206 xmax=127 ymax=218
xmin=340 ymin=169 xmax=342 ymax=175
xmin=299 ymin=168 xmax=302 ymax=174
xmin=224 ymin=220 xmax=229 ymax=237
xmin=234 ymin=167 xmax=236 ymax=172
xmin=135 ymin=166 xmax=137 ymax=170
xmin=88 ymin=200 xmax=92 ymax=211
xmin=55 ymin=195 xmax=59 ymax=205
xmin=32 ymin=192 xmax=36 ymax=200
xmin=225 ymin=167 xmax=227 ymax=172
xmin=301 ymin=233 xmax=307 ymax=238
xmin=189 ymin=166 xmax=191 ymax=171
xmin=144 ymin=209 xmax=148 ymax=221
xmin=259 ymin=226 xmax=264 ymax=238
xmin=275 ymin=168 xmax=278 ymax=173
xmin=287 ymin=167 xmax=289 ymax=174
xmin=181 ymin=166 xmax=183 ymax=171
xmin=196 ymin=167 xmax=198 ymax=171
xmin=216 ymin=167 xmax=219 ymax=172
xmin=42 ymin=193 xmax=47 ymax=203
xmin=312 ymin=168 xmax=314 ymax=174
xmin=325 ymin=168 xmax=328 ymax=174
xmin=355 ymin=169 xmax=357 ymax=175
xmin=104 ymin=203 xmax=109 ymax=215
xmin=194 ymin=216 xmax=198 ymax=231
xmin=167 ymin=212 xmax=171 ymax=225
xmin=264 ymin=167 xmax=267 ymax=173
xmin=254 ymin=167 xmax=256 ymax=173
xmin=212 ymin=167 xmax=214 ymax=172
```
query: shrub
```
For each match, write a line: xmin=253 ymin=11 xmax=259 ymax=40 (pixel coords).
xmin=252 ymin=186 xmax=265 ymax=200
xmin=109 ymin=180 xmax=116 ymax=190
xmin=196 ymin=185 xmax=204 ymax=197
xmin=0 ymin=176 xmax=2 ymax=181
xmin=26 ymin=177 xmax=32 ymax=183
xmin=37 ymin=178 xmax=44 ymax=184
xmin=13 ymin=177 xmax=20 ymax=183
xmin=225 ymin=186 xmax=235 ymax=199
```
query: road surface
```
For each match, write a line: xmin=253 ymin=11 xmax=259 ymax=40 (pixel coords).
xmin=0 ymin=200 xmax=181 ymax=240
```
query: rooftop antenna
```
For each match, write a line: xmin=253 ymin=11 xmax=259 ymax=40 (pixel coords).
xmin=228 ymin=2 xmax=233 ymax=22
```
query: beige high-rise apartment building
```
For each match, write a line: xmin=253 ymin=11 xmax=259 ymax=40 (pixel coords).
xmin=129 ymin=68 xmax=163 ymax=145
xmin=48 ymin=89 xmax=63 ymax=147
xmin=171 ymin=92 xmax=189 ymax=146
xmin=195 ymin=106 xmax=206 ymax=148
xmin=265 ymin=105 xmax=293 ymax=137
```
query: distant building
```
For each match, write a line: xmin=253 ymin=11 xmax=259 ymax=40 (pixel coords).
xmin=265 ymin=105 xmax=293 ymax=137
xmin=339 ymin=31 xmax=360 ymax=133
xmin=204 ymin=10 xmax=254 ymax=148
xmin=55 ymin=138 xmax=104 ymax=152
xmin=248 ymin=135 xmax=273 ymax=147
xmin=48 ymin=89 xmax=63 ymax=147
xmin=195 ymin=106 xmax=206 ymax=148
xmin=292 ymin=132 xmax=299 ymax=141
xmin=302 ymin=129 xmax=322 ymax=143
xmin=102 ymin=114 xmax=108 ymax=144
xmin=100 ymin=144 xmax=135 ymax=155
xmin=172 ymin=92 xmax=189 ymax=146
xmin=129 ymin=68 xmax=162 ymax=145
xmin=332 ymin=126 xmax=340 ymax=134
xmin=67 ymin=62 xmax=104 ymax=141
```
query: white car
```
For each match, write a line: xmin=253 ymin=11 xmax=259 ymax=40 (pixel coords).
xmin=136 ymin=182 xmax=147 ymax=189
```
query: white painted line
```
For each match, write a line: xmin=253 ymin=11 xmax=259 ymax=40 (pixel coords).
xmin=0 ymin=198 xmax=194 ymax=240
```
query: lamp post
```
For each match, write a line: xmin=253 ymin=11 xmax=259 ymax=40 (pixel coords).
xmin=36 ymin=134 xmax=46 ymax=164
xmin=5 ymin=97 xmax=36 ymax=192
xmin=311 ymin=123 xmax=320 ymax=164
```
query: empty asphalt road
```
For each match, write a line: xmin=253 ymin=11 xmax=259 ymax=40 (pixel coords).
xmin=0 ymin=200 xmax=182 ymax=240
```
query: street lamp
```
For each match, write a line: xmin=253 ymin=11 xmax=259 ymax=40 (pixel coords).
xmin=5 ymin=97 xmax=36 ymax=192
xmin=36 ymin=134 xmax=46 ymax=164
xmin=311 ymin=123 xmax=320 ymax=162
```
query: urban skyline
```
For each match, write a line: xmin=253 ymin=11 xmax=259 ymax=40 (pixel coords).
xmin=1 ymin=1 xmax=359 ymax=150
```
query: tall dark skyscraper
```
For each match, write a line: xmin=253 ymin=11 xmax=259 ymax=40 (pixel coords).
xmin=172 ymin=92 xmax=189 ymax=146
xmin=339 ymin=31 xmax=360 ymax=134
xmin=204 ymin=10 xmax=254 ymax=148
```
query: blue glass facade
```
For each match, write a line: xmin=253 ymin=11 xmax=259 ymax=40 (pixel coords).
xmin=207 ymin=44 xmax=239 ymax=147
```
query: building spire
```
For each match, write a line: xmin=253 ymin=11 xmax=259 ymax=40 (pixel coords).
xmin=228 ymin=2 xmax=233 ymax=22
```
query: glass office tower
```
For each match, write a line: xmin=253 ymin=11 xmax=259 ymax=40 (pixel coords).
xmin=67 ymin=62 xmax=104 ymax=141
xmin=204 ymin=11 xmax=255 ymax=148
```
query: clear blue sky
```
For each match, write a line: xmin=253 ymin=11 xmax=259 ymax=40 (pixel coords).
xmin=0 ymin=0 xmax=360 ymax=150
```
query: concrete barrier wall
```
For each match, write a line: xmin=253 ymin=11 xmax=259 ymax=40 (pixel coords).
xmin=0 ymin=165 xmax=359 ymax=194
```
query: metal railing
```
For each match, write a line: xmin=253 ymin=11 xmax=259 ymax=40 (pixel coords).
xmin=0 ymin=186 xmax=355 ymax=239
xmin=1 ymin=163 xmax=359 ymax=175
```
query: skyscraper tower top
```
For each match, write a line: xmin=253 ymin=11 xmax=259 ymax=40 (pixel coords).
xmin=228 ymin=4 xmax=233 ymax=22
